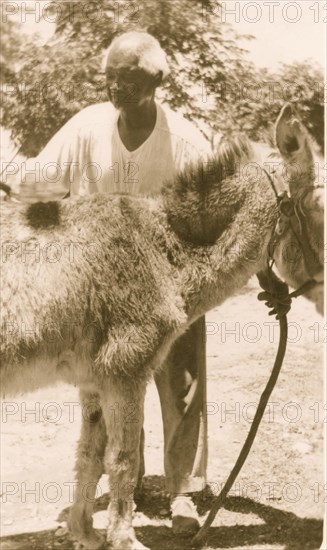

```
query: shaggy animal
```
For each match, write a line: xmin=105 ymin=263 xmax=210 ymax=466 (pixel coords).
xmin=0 ymin=104 xmax=324 ymax=550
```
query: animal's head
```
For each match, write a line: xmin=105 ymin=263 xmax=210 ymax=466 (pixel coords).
xmin=273 ymin=103 xmax=324 ymax=314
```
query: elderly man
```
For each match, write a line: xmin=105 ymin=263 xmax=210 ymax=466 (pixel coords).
xmin=19 ymin=31 xmax=211 ymax=535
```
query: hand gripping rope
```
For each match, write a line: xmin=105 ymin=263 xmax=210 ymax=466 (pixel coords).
xmin=192 ymin=262 xmax=319 ymax=547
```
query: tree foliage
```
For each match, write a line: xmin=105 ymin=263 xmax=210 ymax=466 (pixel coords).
xmin=1 ymin=0 xmax=251 ymax=155
xmin=1 ymin=1 xmax=324 ymax=156
xmin=212 ymin=61 xmax=324 ymax=151
xmin=0 ymin=19 xmax=26 ymax=83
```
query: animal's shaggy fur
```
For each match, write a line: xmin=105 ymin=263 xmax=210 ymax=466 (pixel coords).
xmin=0 ymin=105 xmax=323 ymax=550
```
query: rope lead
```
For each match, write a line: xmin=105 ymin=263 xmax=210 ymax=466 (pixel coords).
xmin=192 ymin=265 xmax=291 ymax=547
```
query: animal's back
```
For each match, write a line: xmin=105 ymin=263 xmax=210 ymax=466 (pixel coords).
xmin=0 ymin=194 xmax=186 ymax=374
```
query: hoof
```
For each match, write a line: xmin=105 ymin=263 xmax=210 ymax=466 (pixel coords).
xmin=68 ymin=521 xmax=105 ymax=550
xmin=68 ymin=506 xmax=105 ymax=549
xmin=73 ymin=531 xmax=105 ymax=550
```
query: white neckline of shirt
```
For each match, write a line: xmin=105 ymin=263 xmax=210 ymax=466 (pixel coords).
xmin=113 ymin=103 xmax=160 ymax=157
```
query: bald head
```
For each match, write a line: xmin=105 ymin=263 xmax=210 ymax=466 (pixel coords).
xmin=104 ymin=32 xmax=169 ymax=80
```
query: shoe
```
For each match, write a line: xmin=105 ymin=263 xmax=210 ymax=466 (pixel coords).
xmin=170 ymin=495 xmax=200 ymax=535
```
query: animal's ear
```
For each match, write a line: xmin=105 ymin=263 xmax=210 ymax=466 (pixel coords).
xmin=275 ymin=103 xmax=314 ymax=190
xmin=275 ymin=103 xmax=309 ymax=157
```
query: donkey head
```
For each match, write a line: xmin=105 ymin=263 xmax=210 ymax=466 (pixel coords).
xmin=273 ymin=103 xmax=324 ymax=314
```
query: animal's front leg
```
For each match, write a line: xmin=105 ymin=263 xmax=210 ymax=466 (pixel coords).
xmin=68 ymin=390 xmax=107 ymax=550
xmin=99 ymin=376 xmax=148 ymax=550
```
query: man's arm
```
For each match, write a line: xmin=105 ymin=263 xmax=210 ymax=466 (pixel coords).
xmin=7 ymin=112 xmax=83 ymax=203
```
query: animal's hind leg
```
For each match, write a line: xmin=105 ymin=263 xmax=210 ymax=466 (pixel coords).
xmin=68 ymin=389 xmax=107 ymax=550
xmin=99 ymin=375 xmax=148 ymax=550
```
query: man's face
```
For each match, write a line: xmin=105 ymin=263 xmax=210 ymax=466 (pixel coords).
xmin=106 ymin=65 xmax=157 ymax=110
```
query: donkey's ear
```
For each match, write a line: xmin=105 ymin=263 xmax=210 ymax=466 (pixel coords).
xmin=275 ymin=103 xmax=308 ymax=157
xmin=275 ymin=103 xmax=315 ymax=192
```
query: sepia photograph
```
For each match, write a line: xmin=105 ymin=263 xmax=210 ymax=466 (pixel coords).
xmin=0 ymin=1 xmax=325 ymax=549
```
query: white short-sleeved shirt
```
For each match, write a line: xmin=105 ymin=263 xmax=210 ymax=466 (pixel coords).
xmin=22 ymin=101 xmax=211 ymax=198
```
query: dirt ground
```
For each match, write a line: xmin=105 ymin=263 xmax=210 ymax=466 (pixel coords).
xmin=0 ymin=278 xmax=325 ymax=550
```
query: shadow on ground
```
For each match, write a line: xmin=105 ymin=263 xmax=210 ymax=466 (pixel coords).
xmin=0 ymin=475 xmax=323 ymax=550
